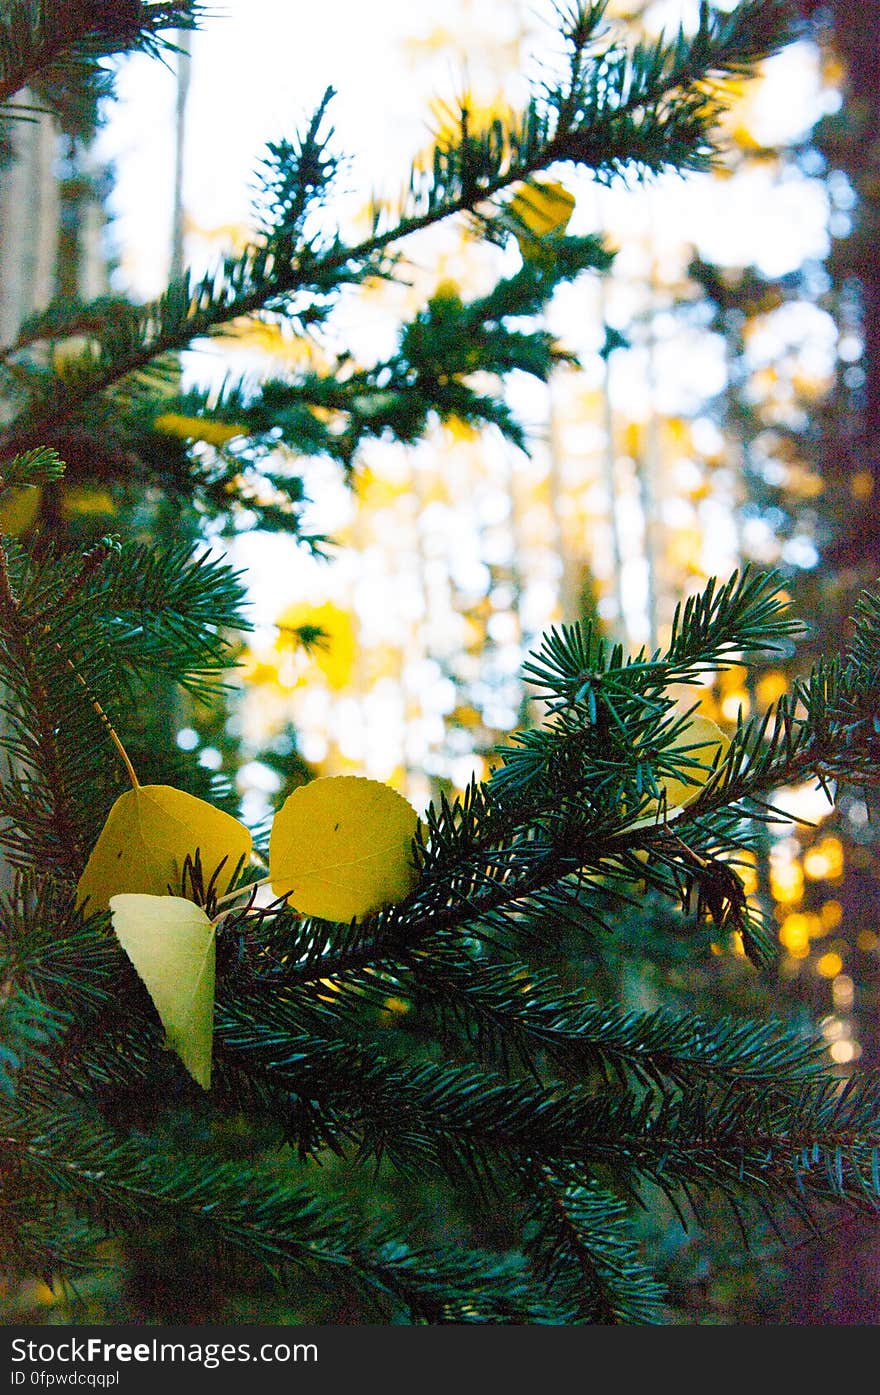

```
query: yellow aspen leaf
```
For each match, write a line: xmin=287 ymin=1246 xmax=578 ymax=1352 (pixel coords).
xmin=77 ymin=785 xmax=252 ymax=914
xmin=627 ymin=715 xmax=730 ymax=829
xmin=110 ymin=893 xmax=215 ymax=1089
xmin=0 ymin=485 xmax=41 ymax=536
xmin=509 ymin=179 xmax=575 ymax=261
xmin=419 ymin=95 xmax=516 ymax=170
xmin=353 ymin=467 xmax=410 ymax=506
xmin=153 ymin=413 xmax=246 ymax=447
xmin=269 ymin=776 xmax=421 ymax=921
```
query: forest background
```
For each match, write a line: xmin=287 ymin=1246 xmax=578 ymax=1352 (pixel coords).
xmin=1 ymin=0 xmax=879 ymax=1325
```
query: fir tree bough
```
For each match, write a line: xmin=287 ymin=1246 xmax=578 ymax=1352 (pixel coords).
xmin=2 ymin=0 xmax=880 ymax=1325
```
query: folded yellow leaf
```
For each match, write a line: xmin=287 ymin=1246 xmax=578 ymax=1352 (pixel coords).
xmin=627 ymin=715 xmax=730 ymax=829
xmin=269 ymin=776 xmax=421 ymax=921
xmin=110 ymin=893 xmax=215 ymax=1089
xmin=77 ymin=784 xmax=252 ymax=913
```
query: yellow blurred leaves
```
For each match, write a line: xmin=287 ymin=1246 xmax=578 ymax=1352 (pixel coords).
xmin=269 ymin=775 xmax=421 ymax=921
xmin=77 ymin=784 xmax=253 ymax=914
xmin=803 ymin=836 xmax=844 ymax=882
xmin=61 ymin=486 xmax=117 ymax=519
xmin=221 ymin=317 xmax=327 ymax=371
xmin=850 ymin=470 xmax=874 ymax=501
xmin=779 ymin=911 xmax=821 ymax=958
xmin=769 ymin=835 xmax=845 ymax=930
xmin=0 ymin=485 xmax=40 ymax=536
xmin=770 ymin=856 xmax=803 ymax=906
xmin=154 ymin=413 xmax=246 ymax=448
xmin=816 ymin=950 xmax=844 ymax=980
xmin=755 ymin=670 xmax=788 ymax=706
xmin=354 ymin=465 xmax=412 ymax=506
xmin=0 ymin=484 xmax=122 ymax=536
xmin=423 ymin=94 xmax=514 ymax=157
xmin=510 ymin=179 xmax=575 ymax=239
xmin=182 ymin=213 xmax=252 ymax=255
xmin=509 ymin=179 xmax=575 ymax=261
xmin=275 ymin=601 xmax=357 ymax=692
xmin=444 ymin=415 xmax=482 ymax=444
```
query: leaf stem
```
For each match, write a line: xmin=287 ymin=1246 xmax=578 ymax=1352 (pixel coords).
xmin=213 ymin=874 xmax=274 ymax=911
xmin=58 ymin=652 xmax=140 ymax=790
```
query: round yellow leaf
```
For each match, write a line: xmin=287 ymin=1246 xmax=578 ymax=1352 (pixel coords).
xmin=660 ymin=715 xmax=730 ymax=810
xmin=110 ymin=893 xmax=215 ymax=1089
xmin=269 ymin=776 xmax=421 ymax=921
xmin=77 ymin=784 xmax=253 ymax=914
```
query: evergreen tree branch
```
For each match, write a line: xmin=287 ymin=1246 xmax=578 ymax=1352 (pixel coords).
xmin=0 ymin=536 xmax=90 ymax=872
xmin=0 ymin=4 xmax=794 ymax=466
xmin=403 ymin=955 xmax=826 ymax=1090
xmin=520 ymin=1169 xmax=667 ymax=1323
xmin=0 ymin=1085 xmax=547 ymax=1322
xmin=213 ymin=991 xmax=880 ymax=1225
xmin=0 ymin=535 xmax=248 ymax=873
xmin=0 ymin=1 xmax=202 ymax=129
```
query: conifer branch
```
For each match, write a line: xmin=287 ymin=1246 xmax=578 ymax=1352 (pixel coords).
xmin=0 ymin=1086 xmax=545 ymax=1321
xmin=0 ymin=537 xmax=87 ymax=871
xmin=521 ymin=1169 xmax=667 ymax=1323
xmin=0 ymin=4 xmax=794 ymax=468
xmin=0 ymin=1 xmax=202 ymax=123
xmin=213 ymin=992 xmax=880 ymax=1218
